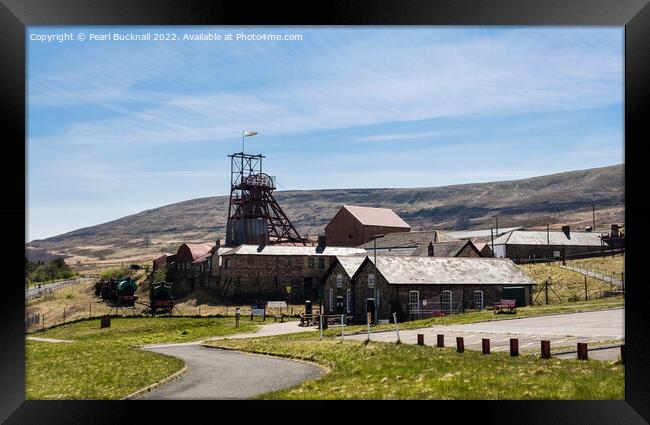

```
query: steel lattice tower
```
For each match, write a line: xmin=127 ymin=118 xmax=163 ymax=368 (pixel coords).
xmin=225 ymin=152 xmax=307 ymax=246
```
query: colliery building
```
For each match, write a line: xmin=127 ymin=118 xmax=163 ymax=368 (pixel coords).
xmin=209 ymin=241 xmax=366 ymax=302
xmin=491 ymin=226 xmax=610 ymax=261
xmin=323 ymin=256 xmax=535 ymax=323
xmin=325 ymin=205 xmax=411 ymax=247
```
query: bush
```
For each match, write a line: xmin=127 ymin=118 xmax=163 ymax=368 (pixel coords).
xmin=100 ymin=267 xmax=131 ymax=281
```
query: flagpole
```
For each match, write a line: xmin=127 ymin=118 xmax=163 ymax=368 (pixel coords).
xmin=242 ymin=130 xmax=244 ymax=154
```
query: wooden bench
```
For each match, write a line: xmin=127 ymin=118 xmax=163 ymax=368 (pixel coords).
xmin=493 ymin=299 xmax=517 ymax=314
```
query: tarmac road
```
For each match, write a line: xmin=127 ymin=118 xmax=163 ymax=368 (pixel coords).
xmin=346 ymin=308 xmax=624 ymax=360
xmin=137 ymin=345 xmax=324 ymax=399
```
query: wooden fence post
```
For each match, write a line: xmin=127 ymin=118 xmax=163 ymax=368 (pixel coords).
xmin=437 ymin=334 xmax=444 ymax=347
xmin=541 ymin=340 xmax=551 ymax=359
xmin=577 ymin=343 xmax=588 ymax=360
xmin=456 ymin=337 xmax=464 ymax=353
xmin=482 ymin=338 xmax=490 ymax=355
xmin=510 ymin=338 xmax=519 ymax=356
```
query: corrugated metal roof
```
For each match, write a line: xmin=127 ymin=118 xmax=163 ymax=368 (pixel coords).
xmin=445 ymin=227 xmax=523 ymax=240
xmin=357 ymin=230 xmax=458 ymax=249
xmin=492 ymin=230 xmax=606 ymax=247
xmin=221 ymin=244 xmax=366 ymax=256
xmin=342 ymin=205 xmax=411 ymax=228
xmin=336 ymin=256 xmax=367 ymax=277
xmin=177 ymin=243 xmax=214 ymax=261
xmin=369 ymin=256 xmax=534 ymax=285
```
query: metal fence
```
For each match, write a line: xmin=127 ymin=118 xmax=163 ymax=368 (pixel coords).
xmin=25 ymin=277 xmax=91 ymax=301
xmin=409 ymin=302 xmax=464 ymax=320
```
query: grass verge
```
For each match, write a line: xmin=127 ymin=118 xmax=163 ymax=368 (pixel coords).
xmin=205 ymin=333 xmax=624 ymax=400
xmin=26 ymin=316 xmax=258 ymax=399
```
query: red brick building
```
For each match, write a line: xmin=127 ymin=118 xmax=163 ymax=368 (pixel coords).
xmin=325 ymin=205 xmax=411 ymax=247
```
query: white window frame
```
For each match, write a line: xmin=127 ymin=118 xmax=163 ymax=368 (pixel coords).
xmin=368 ymin=274 xmax=375 ymax=289
xmin=474 ymin=290 xmax=484 ymax=310
xmin=218 ymin=256 xmax=222 ymax=267
xmin=409 ymin=290 xmax=419 ymax=313
xmin=336 ymin=274 xmax=343 ymax=288
xmin=329 ymin=289 xmax=334 ymax=312
xmin=346 ymin=288 xmax=352 ymax=314
xmin=442 ymin=290 xmax=453 ymax=313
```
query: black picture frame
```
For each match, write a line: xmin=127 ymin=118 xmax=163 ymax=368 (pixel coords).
xmin=2 ymin=0 xmax=648 ymax=423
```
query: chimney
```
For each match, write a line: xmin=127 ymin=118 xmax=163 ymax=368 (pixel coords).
xmin=317 ymin=235 xmax=327 ymax=248
xmin=258 ymin=234 xmax=266 ymax=247
xmin=611 ymin=224 xmax=619 ymax=238
xmin=215 ymin=238 xmax=221 ymax=250
xmin=428 ymin=241 xmax=434 ymax=257
xmin=562 ymin=225 xmax=571 ymax=239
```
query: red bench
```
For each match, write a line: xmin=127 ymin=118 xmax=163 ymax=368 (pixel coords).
xmin=493 ymin=299 xmax=517 ymax=314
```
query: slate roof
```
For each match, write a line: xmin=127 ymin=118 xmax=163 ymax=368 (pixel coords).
xmin=367 ymin=256 xmax=534 ymax=285
xmin=336 ymin=256 xmax=367 ymax=277
xmin=220 ymin=244 xmax=366 ymax=256
xmin=492 ymin=230 xmax=607 ymax=247
xmin=410 ymin=240 xmax=475 ymax=257
xmin=444 ymin=227 xmax=523 ymax=240
xmin=357 ymin=230 xmax=459 ymax=249
xmin=342 ymin=205 xmax=411 ymax=228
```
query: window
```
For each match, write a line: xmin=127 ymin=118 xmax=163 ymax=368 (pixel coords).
xmin=319 ymin=258 xmax=326 ymax=269
xmin=346 ymin=289 xmax=352 ymax=314
xmin=474 ymin=290 xmax=484 ymax=310
xmin=286 ymin=257 xmax=293 ymax=267
xmin=442 ymin=290 xmax=453 ymax=313
xmin=409 ymin=291 xmax=419 ymax=313
xmin=308 ymin=257 xmax=315 ymax=269
xmin=224 ymin=258 xmax=231 ymax=269
xmin=368 ymin=274 xmax=375 ymax=288
xmin=329 ymin=289 xmax=334 ymax=312
xmin=336 ymin=274 xmax=343 ymax=288
xmin=218 ymin=256 xmax=222 ymax=267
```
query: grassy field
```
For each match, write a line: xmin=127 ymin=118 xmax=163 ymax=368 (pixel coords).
xmin=26 ymin=316 xmax=258 ymax=399
xmin=520 ymin=262 xmax=621 ymax=303
xmin=206 ymin=333 xmax=624 ymax=400
xmin=566 ymin=254 xmax=625 ymax=276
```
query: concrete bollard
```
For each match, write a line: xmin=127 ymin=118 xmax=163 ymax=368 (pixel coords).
xmin=417 ymin=334 xmax=424 ymax=346
xmin=577 ymin=342 xmax=588 ymax=360
xmin=541 ymin=340 xmax=551 ymax=359
xmin=437 ymin=334 xmax=444 ymax=347
xmin=481 ymin=338 xmax=490 ymax=355
xmin=510 ymin=338 xmax=519 ymax=357
xmin=456 ymin=337 xmax=464 ymax=353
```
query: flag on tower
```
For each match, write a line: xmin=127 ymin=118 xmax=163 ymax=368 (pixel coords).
xmin=243 ymin=131 xmax=258 ymax=137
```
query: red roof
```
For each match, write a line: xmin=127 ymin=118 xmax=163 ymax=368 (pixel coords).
xmin=175 ymin=243 xmax=214 ymax=262
xmin=342 ymin=205 xmax=410 ymax=228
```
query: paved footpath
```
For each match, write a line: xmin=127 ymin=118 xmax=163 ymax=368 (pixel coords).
xmin=346 ymin=309 xmax=624 ymax=360
xmin=137 ymin=321 xmax=321 ymax=399
xmin=143 ymin=320 xmax=315 ymax=349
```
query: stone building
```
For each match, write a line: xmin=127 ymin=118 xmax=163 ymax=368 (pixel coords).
xmin=210 ymin=243 xmax=366 ymax=303
xmin=492 ymin=226 xmax=610 ymax=261
xmin=323 ymin=256 xmax=535 ymax=323
xmin=357 ymin=230 xmax=459 ymax=256
xmin=325 ymin=205 xmax=411 ymax=247
xmin=165 ymin=242 xmax=216 ymax=295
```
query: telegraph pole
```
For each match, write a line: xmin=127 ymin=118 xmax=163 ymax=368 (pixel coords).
xmin=592 ymin=204 xmax=596 ymax=231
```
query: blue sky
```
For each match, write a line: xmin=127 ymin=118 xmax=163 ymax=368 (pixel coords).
xmin=27 ymin=26 xmax=624 ymax=241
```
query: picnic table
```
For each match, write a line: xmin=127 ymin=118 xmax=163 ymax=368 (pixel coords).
xmin=493 ymin=299 xmax=517 ymax=314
